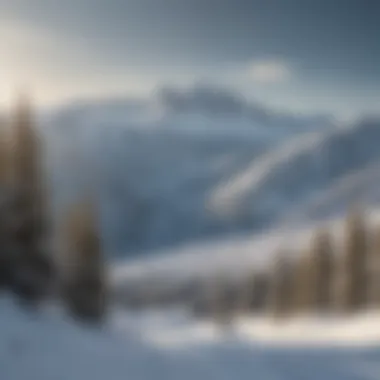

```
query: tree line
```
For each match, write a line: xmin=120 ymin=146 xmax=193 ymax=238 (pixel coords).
xmin=0 ymin=98 xmax=106 ymax=325
xmin=206 ymin=207 xmax=380 ymax=324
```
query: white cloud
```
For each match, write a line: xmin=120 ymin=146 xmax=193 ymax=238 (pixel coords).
xmin=248 ymin=60 xmax=291 ymax=84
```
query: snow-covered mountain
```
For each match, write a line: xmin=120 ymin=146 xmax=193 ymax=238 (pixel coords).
xmin=42 ymin=85 xmax=338 ymax=256
xmin=46 ymin=85 xmax=336 ymax=136
xmin=212 ymin=118 xmax=380 ymax=231
xmin=109 ymin=116 xmax=380 ymax=292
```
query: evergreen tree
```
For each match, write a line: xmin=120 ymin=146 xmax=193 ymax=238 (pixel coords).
xmin=10 ymin=96 xmax=42 ymax=191
xmin=4 ymin=97 xmax=53 ymax=304
xmin=338 ymin=207 xmax=369 ymax=313
xmin=294 ymin=229 xmax=335 ymax=313
xmin=368 ymin=224 xmax=380 ymax=307
xmin=62 ymin=201 xmax=107 ymax=324
xmin=268 ymin=252 xmax=295 ymax=320
xmin=293 ymin=251 xmax=313 ymax=313
xmin=210 ymin=273 xmax=234 ymax=329
xmin=241 ymin=271 xmax=270 ymax=314
xmin=0 ymin=121 xmax=12 ymax=289
xmin=0 ymin=120 xmax=11 ymax=184
xmin=311 ymin=229 xmax=335 ymax=311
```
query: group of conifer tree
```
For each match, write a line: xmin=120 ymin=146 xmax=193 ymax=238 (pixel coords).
xmin=267 ymin=208 xmax=374 ymax=319
xmin=0 ymin=98 xmax=106 ymax=325
xmin=211 ymin=207 xmax=380 ymax=323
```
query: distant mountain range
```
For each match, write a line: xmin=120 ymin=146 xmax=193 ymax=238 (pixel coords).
xmin=40 ymin=85 xmax=380 ymax=258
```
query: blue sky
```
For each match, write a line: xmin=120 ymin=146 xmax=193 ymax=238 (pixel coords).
xmin=1 ymin=0 xmax=379 ymax=118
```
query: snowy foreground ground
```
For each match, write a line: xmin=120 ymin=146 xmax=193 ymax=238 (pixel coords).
xmin=2 ymin=297 xmax=380 ymax=380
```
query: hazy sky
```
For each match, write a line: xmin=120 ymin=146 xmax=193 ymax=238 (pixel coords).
xmin=1 ymin=0 xmax=379 ymax=118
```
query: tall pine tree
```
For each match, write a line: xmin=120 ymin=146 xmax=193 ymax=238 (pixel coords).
xmin=368 ymin=223 xmax=380 ymax=307
xmin=241 ymin=272 xmax=270 ymax=314
xmin=268 ymin=252 xmax=295 ymax=320
xmin=338 ymin=207 xmax=369 ymax=313
xmin=61 ymin=201 xmax=107 ymax=324
xmin=0 ymin=119 xmax=12 ymax=289
xmin=4 ymin=97 xmax=52 ymax=303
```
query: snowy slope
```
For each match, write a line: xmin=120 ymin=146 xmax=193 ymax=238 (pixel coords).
xmin=3 ymin=296 xmax=380 ymax=380
xmin=211 ymin=118 xmax=380 ymax=230
xmin=281 ymin=160 xmax=380 ymax=227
